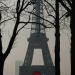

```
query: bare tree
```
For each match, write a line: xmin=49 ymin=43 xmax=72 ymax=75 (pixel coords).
xmin=42 ymin=1 xmax=70 ymax=75
xmin=0 ymin=0 xmax=32 ymax=75
xmin=59 ymin=1 xmax=73 ymax=75
xmin=43 ymin=0 xmax=61 ymax=75
xmin=55 ymin=0 xmax=60 ymax=75
xmin=0 ymin=0 xmax=72 ymax=75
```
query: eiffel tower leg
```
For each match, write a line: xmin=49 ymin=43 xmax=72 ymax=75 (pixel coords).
xmin=40 ymin=39 xmax=53 ymax=66
xmin=23 ymin=42 xmax=34 ymax=66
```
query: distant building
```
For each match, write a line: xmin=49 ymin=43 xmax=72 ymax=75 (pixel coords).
xmin=15 ymin=61 xmax=23 ymax=75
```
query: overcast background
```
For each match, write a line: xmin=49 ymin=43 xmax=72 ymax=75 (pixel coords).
xmin=0 ymin=0 xmax=71 ymax=75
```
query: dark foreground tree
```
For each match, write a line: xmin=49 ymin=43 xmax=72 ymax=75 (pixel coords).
xmin=0 ymin=0 xmax=31 ymax=75
xmin=55 ymin=0 xmax=60 ymax=75
xmin=43 ymin=0 xmax=60 ymax=75
xmin=70 ymin=1 xmax=74 ymax=75
xmin=59 ymin=0 xmax=74 ymax=75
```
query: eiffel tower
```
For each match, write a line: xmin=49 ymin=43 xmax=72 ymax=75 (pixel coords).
xmin=19 ymin=0 xmax=55 ymax=75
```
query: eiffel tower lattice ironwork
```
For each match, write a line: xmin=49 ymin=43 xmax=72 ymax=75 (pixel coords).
xmin=19 ymin=0 xmax=55 ymax=75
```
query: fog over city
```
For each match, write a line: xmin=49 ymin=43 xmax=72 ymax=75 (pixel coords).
xmin=0 ymin=0 xmax=71 ymax=75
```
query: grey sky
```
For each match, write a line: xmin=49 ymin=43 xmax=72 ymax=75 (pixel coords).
xmin=0 ymin=0 xmax=71 ymax=75
xmin=3 ymin=27 xmax=71 ymax=75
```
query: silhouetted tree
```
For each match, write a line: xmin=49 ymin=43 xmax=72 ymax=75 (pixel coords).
xmin=59 ymin=0 xmax=73 ymax=75
xmin=0 ymin=0 xmax=31 ymax=75
xmin=43 ymin=0 xmax=60 ymax=75
xmin=55 ymin=0 xmax=60 ymax=75
xmin=43 ymin=1 xmax=72 ymax=75
xmin=0 ymin=11 xmax=2 ymax=21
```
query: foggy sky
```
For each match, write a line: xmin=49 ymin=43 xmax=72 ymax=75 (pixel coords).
xmin=0 ymin=0 xmax=71 ymax=75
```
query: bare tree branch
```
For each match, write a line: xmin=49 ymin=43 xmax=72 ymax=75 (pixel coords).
xmin=0 ymin=29 xmax=3 ymax=54
xmin=25 ymin=11 xmax=55 ymax=27
xmin=0 ymin=2 xmax=9 ymax=9
xmin=59 ymin=0 xmax=71 ymax=12
xmin=43 ymin=3 xmax=55 ymax=19
xmin=19 ymin=21 xmax=53 ymax=28
xmin=44 ymin=0 xmax=56 ymax=12
xmin=59 ymin=12 xmax=68 ymax=20
xmin=20 ymin=0 xmax=25 ymax=11
xmin=3 ymin=0 xmax=30 ymax=59
xmin=0 ymin=17 xmax=16 ymax=25
xmin=66 ymin=0 xmax=72 ymax=7
xmin=20 ymin=1 xmax=31 ymax=12
xmin=16 ymin=11 xmax=31 ymax=34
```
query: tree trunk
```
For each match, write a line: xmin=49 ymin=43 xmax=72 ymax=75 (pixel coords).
xmin=0 ymin=57 xmax=5 ymax=75
xmin=55 ymin=25 xmax=60 ymax=75
xmin=70 ymin=9 xmax=75 ymax=75
xmin=55 ymin=0 xmax=60 ymax=75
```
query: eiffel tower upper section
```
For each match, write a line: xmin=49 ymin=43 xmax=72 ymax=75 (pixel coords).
xmin=30 ymin=0 xmax=46 ymax=38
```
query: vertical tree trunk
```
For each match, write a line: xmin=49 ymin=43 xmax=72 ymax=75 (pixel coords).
xmin=55 ymin=0 xmax=60 ymax=75
xmin=0 ymin=57 xmax=5 ymax=75
xmin=71 ymin=8 xmax=75 ymax=75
